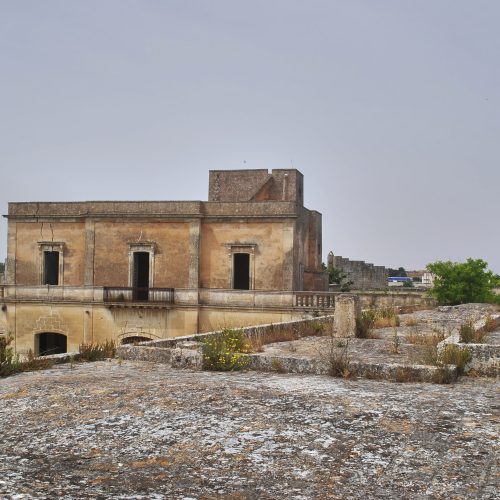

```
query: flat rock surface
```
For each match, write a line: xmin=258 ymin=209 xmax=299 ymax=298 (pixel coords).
xmin=258 ymin=335 xmax=426 ymax=366
xmin=1 ymin=360 xmax=499 ymax=499
xmin=259 ymin=303 xmax=500 ymax=368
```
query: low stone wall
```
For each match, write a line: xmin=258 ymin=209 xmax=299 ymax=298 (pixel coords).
xmin=116 ymin=315 xmax=335 ymax=362
xmin=116 ymin=345 xmax=173 ymax=364
xmin=355 ymin=291 xmax=436 ymax=311
xmin=438 ymin=314 xmax=500 ymax=376
xmin=32 ymin=351 xmax=80 ymax=364
xmin=247 ymin=355 xmax=457 ymax=383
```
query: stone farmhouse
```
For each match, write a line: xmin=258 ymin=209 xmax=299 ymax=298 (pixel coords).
xmin=0 ymin=169 xmax=330 ymax=356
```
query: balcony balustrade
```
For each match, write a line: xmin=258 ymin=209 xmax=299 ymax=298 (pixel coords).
xmin=103 ymin=287 xmax=175 ymax=303
xmin=295 ymin=292 xmax=335 ymax=308
xmin=2 ymin=285 xmax=337 ymax=310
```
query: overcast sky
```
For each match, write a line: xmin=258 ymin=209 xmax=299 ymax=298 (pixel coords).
xmin=1 ymin=0 xmax=499 ymax=272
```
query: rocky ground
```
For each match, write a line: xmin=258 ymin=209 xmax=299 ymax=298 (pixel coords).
xmin=1 ymin=360 xmax=498 ymax=499
xmin=252 ymin=303 xmax=500 ymax=379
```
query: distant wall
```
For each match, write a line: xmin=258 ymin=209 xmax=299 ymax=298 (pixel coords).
xmin=328 ymin=253 xmax=387 ymax=290
xmin=355 ymin=291 xmax=436 ymax=311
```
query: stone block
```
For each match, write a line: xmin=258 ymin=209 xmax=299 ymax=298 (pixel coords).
xmin=333 ymin=294 xmax=361 ymax=338
xmin=170 ymin=347 xmax=203 ymax=370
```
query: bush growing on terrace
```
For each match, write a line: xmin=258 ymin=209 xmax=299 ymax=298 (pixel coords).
xmin=427 ymin=258 xmax=500 ymax=306
xmin=201 ymin=328 xmax=249 ymax=371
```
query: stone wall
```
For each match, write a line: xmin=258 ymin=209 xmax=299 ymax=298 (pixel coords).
xmin=328 ymin=253 xmax=387 ymax=290
xmin=438 ymin=313 xmax=500 ymax=377
xmin=116 ymin=314 xmax=334 ymax=357
xmin=208 ymin=169 xmax=303 ymax=204
xmin=355 ymin=290 xmax=436 ymax=311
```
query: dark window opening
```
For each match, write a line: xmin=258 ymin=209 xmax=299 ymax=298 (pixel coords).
xmin=133 ymin=252 xmax=150 ymax=300
xmin=233 ymin=253 xmax=250 ymax=290
xmin=37 ymin=332 xmax=67 ymax=356
xmin=43 ymin=251 xmax=59 ymax=285
xmin=121 ymin=336 xmax=151 ymax=345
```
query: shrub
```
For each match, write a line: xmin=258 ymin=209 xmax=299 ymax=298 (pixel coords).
xmin=416 ymin=331 xmax=448 ymax=367
xmin=426 ymin=258 xmax=500 ymax=305
xmin=418 ymin=340 xmax=471 ymax=380
xmin=325 ymin=265 xmax=353 ymax=291
xmin=388 ymin=328 xmax=401 ymax=354
xmin=482 ymin=315 xmax=498 ymax=333
xmin=356 ymin=310 xmax=376 ymax=338
xmin=458 ymin=320 xmax=487 ymax=344
xmin=326 ymin=338 xmax=350 ymax=378
xmin=374 ymin=307 xmax=400 ymax=328
xmin=458 ymin=321 xmax=475 ymax=343
xmin=22 ymin=349 xmax=54 ymax=372
xmin=270 ymin=358 xmax=286 ymax=373
xmin=439 ymin=345 xmax=471 ymax=375
xmin=356 ymin=308 xmax=400 ymax=338
xmin=1 ymin=336 xmax=53 ymax=377
xmin=432 ymin=366 xmax=455 ymax=384
xmin=311 ymin=320 xmax=325 ymax=334
xmin=406 ymin=328 xmax=444 ymax=347
xmin=202 ymin=328 xmax=249 ymax=371
xmin=79 ymin=340 xmax=116 ymax=361
xmin=0 ymin=334 xmax=21 ymax=377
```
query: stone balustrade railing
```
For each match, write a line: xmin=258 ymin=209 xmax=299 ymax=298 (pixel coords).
xmin=1 ymin=286 xmax=431 ymax=311
xmin=103 ymin=287 xmax=175 ymax=303
xmin=295 ymin=292 xmax=336 ymax=308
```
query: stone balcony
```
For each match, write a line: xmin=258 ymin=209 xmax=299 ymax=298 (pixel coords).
xmin=0 ymin=285 xmax=336 ymax=310
xmin=103 ymin=287 xmax=174 ymax=303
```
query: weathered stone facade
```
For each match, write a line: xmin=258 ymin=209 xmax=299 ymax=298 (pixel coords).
xmin=1 ymin=169 xmax=329 ymax=355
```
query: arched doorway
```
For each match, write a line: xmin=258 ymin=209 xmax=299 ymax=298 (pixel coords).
xmin=36 ymin=332 xmax=67 ymax=356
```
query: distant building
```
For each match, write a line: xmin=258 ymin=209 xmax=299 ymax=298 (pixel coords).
xmin=421 ymin=272 xmax=434 ymax=288
xmin=387 ymin=276 xmax=413 ymax=287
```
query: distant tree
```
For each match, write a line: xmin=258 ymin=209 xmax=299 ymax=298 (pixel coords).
xmin=426 ymin=258 xmax=500 ymax=305
xmin=0 ymin=262 xmax=4 ymax=273
xmin=387 ymin=267 xmax=407 ymax=277
xmin=323 ymin=263 xmax=353 ymax=291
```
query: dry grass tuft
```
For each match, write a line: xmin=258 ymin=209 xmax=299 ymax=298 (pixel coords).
xmin=482 ymin=315 xmax=499 ymax=333
xmin=79 ymin=340 xmax=116 ymax=361
xmin=357 ymin=308 xmax=400 ymax=338
xmin=388 ymin=329 xmax=401 ymax=355
xmin=325 ymin=338 xmax=351 ymax=378
xmin=440 ymin=345 xmax=471 ymax=374
xmin=404 ymin=317 xmax=419 ymax=327
xmin=1 ymin=336 xmax=54 ymax=377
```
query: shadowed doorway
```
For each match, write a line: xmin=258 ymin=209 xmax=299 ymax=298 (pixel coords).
xmin=133 ymin=252 xmax=150 ymax=300
xmin=233 ymin=253 xmax=250 ymax=290
xmin=43 ymin=251 xmax=59 ymax=285
xmin=36 ymin=332 xmax=67 ymax=356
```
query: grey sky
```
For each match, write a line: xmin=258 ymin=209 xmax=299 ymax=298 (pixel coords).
xmin=1 ymin=0 xmax=499 ymax=272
